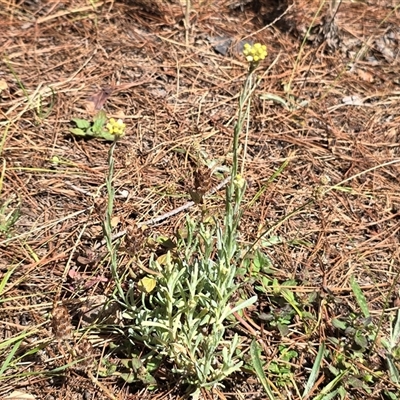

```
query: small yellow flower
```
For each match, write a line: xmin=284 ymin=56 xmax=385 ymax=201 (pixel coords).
xmin=106 ymin=118 xmax=126 ymax=136
xmin=233 ymin=174 xmax=246 ymax=189
xmin=243 ymin=42 xmax=267 ymax=67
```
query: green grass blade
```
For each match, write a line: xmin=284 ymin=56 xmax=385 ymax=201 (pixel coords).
xmin=36 ymin=86 xmax=56 ymax=119
xmin=317 ymin=390 xmax=341 ymax=400
xmin=392 ymin=310 xmax=400 ymax=347
xmin=312 ymin=370 xmax=348 ymax=400
xmin=302 ymin=342 xmax=325 ymax=398
xmin=350 ymin=275 xmax=370 ymax=318
xmin=250 ymin=340 xmax=276 ymax=400
xmin=4 ymin=58 xmax=29 ymax=99
xmin=387 ymin=355 xmax=400 ymax=384
xmin=247 ymin=159 xmax=290 ymax=208
xmin=0 ymin=267 xmax=15 ymax=296
xmin=0 ymin=338 xmax=22 ymax=376
xmin=0 ymin=330 xmax=39 ymax=350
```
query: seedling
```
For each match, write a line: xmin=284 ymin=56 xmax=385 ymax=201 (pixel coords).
xmin=0 ymin=198 xmax=20 ymax=237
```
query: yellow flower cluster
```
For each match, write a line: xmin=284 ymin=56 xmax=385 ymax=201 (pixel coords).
xmin=106 ymin=118 xmax=126 ymax=136
xmin=243 ymin=43 xmax=267 ymax=64
xmin=233 ymin=174 xmax=246 ymax=190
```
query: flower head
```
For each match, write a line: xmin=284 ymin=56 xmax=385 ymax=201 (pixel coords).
xmin=243 ymin=42 xmax=267 ymax=68
xmin=106 ymin=118 xmax=126 ymax=137
xmin=233 ymin=174 xmax=246 ymax=190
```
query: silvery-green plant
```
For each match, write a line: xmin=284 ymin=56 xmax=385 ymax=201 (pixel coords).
xmin=114 ymin=43 xmax=267 ymax=392
xmin=123 ymin=215 xmax=257 ymax=389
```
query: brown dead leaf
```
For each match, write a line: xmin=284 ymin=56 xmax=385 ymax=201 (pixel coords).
xmin=84 ymin=86 xmax=113 ymax=115
xmin=0 ymin=79 xmax=8 ymax=91
xmin=111 ymin=215 xmax=121 ymax=227
xmin=357 ymin=69 xmax=374 ymax=83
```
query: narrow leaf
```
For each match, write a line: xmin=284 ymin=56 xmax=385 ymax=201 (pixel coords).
xmin=350 ymin=275 xmax=370 ymax=318
xmin=302 ymin=342 xmax=325 ymax=398
xmin=0 ymin=339 xmax=22 ymax=375
xmin=0 ymin=267 xmax=15 ymax=296
xmin=250 ymin=340 xmax=276 ymax=399
xmin=331 ymin=318 xmax=347 ymax=330
xmin=387 ymin=354 xmax=400 ymax=384
xmin=69 ymin=128 xmax=87 ymax=136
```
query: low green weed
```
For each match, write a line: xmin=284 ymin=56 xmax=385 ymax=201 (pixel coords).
xmin=267 ymin=345 xmax=299 ymax=388
xmin=69 ymin=110 xmax=126 ymax=141
xmin=322 ymin=276 xmax=394 ymax=398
